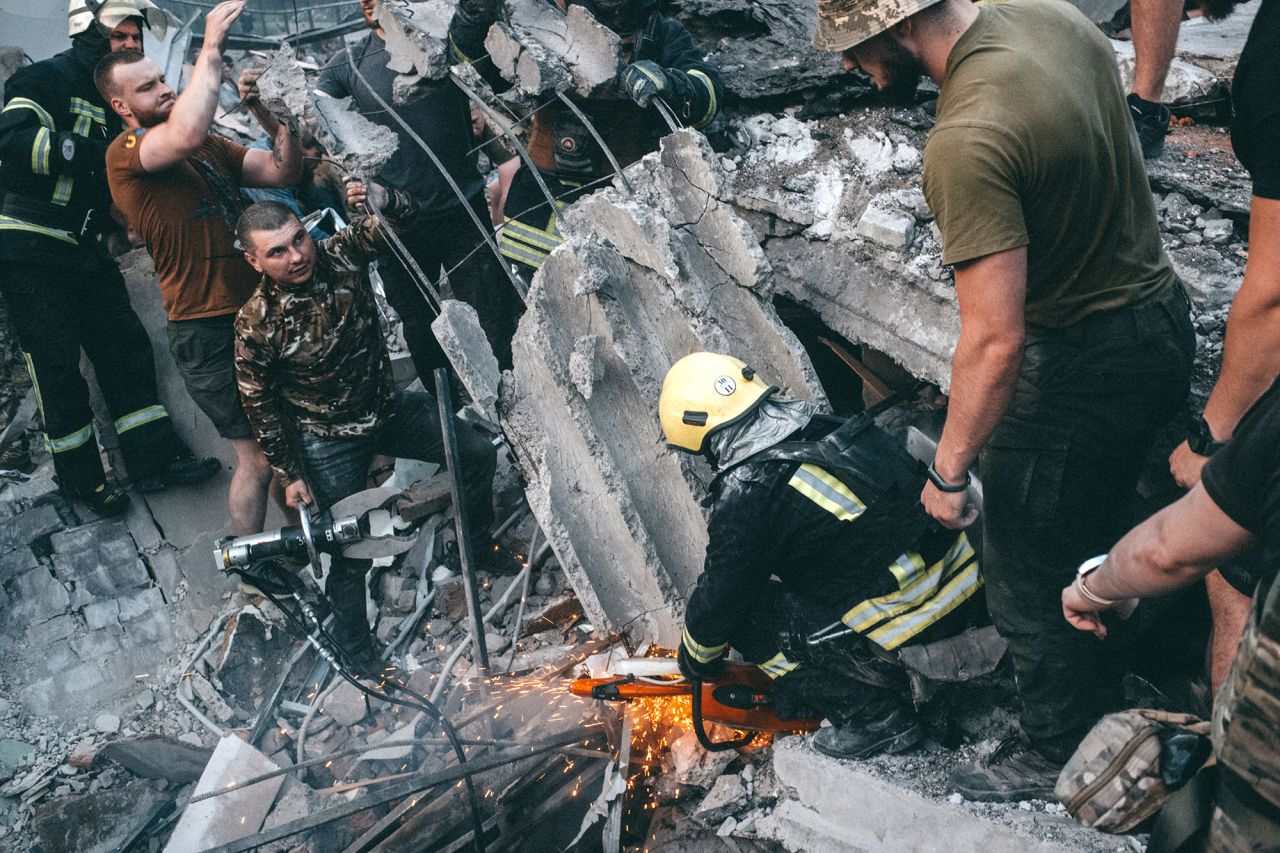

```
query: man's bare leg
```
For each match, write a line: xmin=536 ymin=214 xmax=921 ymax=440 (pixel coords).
xmin=1129 ymin=0 xmax=1184 ymax=102
xmin=1206 ymin=569 xmax=1252 ymax=694
xmin=228 ymin=437 xmax=274 ymax=535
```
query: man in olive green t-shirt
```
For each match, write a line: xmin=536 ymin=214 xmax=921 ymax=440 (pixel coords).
xmin=816 ymin=0 xmax=1195 ymax=800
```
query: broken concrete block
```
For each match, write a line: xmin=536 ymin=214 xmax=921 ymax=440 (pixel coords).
xmin=1202 ymin=218 xmax=1234 ymax=244
xmin=215 ymin=607 xmax=295 ymax=714
xmin=432 ymin=300 xmax=502 ymax=421
xmin=324 ymin=680 xmax=369 ymax=727
xmin=51 ymin=519 xmax=150 ymax=601
xmin=255 ymin=45 xmax=399 ymax=177
xmin=72 ymin=629 xmax=123 ymax=661
xmin=94 ymin=714 xmax=121 ymax=734
xmin=1171 ymin=245 xmax=1241 ymax=310
xmin=484 ymin=0 xmax=623 ymax=98
xmin=4 ymin=566 xmax=70 ymax=626
xmin=0 ymin=544 xmax=39 ymax=587
xmin=313 ymin=95 xmax=402 ymax=177
xmin=696 ymin=773 xmax=748 ymax=824
xmin=757 ymin=736 xmax=1102 ymax=853
xmin=82 ymin=598 xmax=121 ymax=631
xmin=1112 ymin=38 xmax=1222 ymax=104
xmin=33 ymin=779 xmax=169 ymax=853
xmin=98 ymin=734 xmax=213 ymax=784
xmin=376 ymin=0 xmax=453 ymax=81
xmin=489 ymin=130 xmax=824 ymax=644
xmin=164 ymin=736 xmax=284 ymax=853
xmin=856 ymin=197 xmax=915 ymax=251
xmin=0 ymin=503 xmax=62 ymax=555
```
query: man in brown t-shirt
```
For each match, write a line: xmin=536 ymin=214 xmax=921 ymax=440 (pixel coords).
xmin=98 ymin=0 xmax=302 ymax=535
xmin=816 ymin=0 xmax=1195 ymax=800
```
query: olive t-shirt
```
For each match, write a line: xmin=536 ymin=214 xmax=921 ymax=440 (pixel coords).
xmin=922 ymin=0 xmax=1174 ymax=328
xmin=106 ymin=130 xmax=260 ymax=321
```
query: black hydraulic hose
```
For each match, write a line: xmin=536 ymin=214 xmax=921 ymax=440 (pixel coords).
xmin=254 ymin=579 xmax=488 ymax=852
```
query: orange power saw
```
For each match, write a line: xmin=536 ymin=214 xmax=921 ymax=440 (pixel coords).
xmin=570 ymin=657 xmax=822 ymax=751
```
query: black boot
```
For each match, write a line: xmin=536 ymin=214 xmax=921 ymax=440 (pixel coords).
xmin=811 ymin=705 xmax=923 ymax=760
xmin=83 ymin=483 xmax=130 ymax=517
xmin=949 ymin=735 xmax=1065 ymax=802
xmin=135 ymin=453 xmax=221 ymax=493
xmin=1127 ymin=93 xmax=1171 ymax=159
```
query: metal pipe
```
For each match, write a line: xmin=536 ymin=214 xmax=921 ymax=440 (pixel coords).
xmin=434 ymin=368 xmax=491 ymax=677
xmin=346 ymin=50 xmax=529 ymax=303
xmin=504 ymin=527 xmax=538 ymax=673
xmin=176 ymin=612 xmax=234 ymax=739
xmin=554 ymin=92 xmax=634 ymax=193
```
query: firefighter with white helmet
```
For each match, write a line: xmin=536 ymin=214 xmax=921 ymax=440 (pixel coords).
xmin=659 ymin=352 xmax=985 ymax=760
xmin=0 ymin=0 xmax=217 ymax=514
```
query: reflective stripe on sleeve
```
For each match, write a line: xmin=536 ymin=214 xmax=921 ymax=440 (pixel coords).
xmin=688 ymin=70 xmax=718 ymax=128
xmin=788 ymin=463 xmax=866 ymax=521
xmin=757 ymin=652 xmax=798 ymax=679
xmin=682 ymin=626 xmax=727 ymax=664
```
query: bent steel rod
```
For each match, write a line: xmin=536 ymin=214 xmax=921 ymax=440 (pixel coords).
xmin=345 ymin=48 xmax=529 ymax=302
xmin=450 ymin=72 xmax=560 ymax=213
xmin=554 ymin=91 xmax=634 ymax=193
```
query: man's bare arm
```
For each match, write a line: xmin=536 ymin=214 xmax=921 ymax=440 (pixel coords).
xmin=922 ymin=247 xmax=1027 ymax=527
xmin=1170 ymin=197 xmax=1280 ymax=486
xmin=1062 ymin=484 xmax=1255 ymax=637
xmin=240 ymin=113 xmax=302 ymax=188
xmin=138 ymin=0 xmax=244 ymax=173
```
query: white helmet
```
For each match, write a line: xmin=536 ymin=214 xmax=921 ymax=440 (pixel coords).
xmin=68 ymin=0 xmax=169 ymax=41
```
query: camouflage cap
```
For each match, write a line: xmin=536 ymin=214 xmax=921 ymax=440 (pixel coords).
xmin=814 ymin=0 xmax=947 ymax=52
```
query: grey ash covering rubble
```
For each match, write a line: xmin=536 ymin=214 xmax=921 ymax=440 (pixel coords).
xmin=0 ymin=0 xmax=1259 ymax=851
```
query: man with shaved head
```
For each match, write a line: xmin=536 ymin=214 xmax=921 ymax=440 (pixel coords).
xmin=99 ymin=0 xmax=302 ymax=539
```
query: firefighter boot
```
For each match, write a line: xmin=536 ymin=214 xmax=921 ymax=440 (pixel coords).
xmin=811 ymin=704 xmax=922 ymax=760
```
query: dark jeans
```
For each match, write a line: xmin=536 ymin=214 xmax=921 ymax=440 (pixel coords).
xmin=981 ymin=283 xmax=1196 ymax=762
xmin=378 ymin=195 xmax=521 ymax=379
xmin=298 ymin=390 xmax=497 ymax=656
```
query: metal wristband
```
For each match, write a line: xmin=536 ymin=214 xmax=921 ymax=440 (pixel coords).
xmin=1075 ymin=575 xmax=1117 ymax=608
xmin=927 ymin=461 xmax=970 ymax=493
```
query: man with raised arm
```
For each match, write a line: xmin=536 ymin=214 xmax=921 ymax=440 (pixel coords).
xmin=98 ymin=0 xmax=303 ymax=537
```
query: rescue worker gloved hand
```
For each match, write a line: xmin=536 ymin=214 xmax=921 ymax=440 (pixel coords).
xmin=619 ymin=60 xmax=669 ymax=108
xmin=678 ymin=630 xmax=726 ymax=681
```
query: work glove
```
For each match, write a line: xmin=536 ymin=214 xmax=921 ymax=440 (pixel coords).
xmin=678 ymin=636 xmax=725 ymax=681
xmin=619 ymin=60 xmax=669 ymax=108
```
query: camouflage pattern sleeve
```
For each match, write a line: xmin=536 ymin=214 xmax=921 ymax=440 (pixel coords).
xmin=233 ymin=301 xmax=302 ymax=485
xmin=322 ymin=187 xmax=427 ymax=272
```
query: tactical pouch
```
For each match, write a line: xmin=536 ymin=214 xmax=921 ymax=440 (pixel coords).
xmin=1056 ymin=709 xmax=1212 ymax=834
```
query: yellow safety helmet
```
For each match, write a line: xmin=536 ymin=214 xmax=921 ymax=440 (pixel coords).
xmin=659 ymin=352 xmax=778 ymax=454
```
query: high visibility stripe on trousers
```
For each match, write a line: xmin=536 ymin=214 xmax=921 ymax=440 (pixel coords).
xmin=23 ymin=351 xmax=94 ymax=455
xmin=115 ymin=404 xmax=169 ymax=435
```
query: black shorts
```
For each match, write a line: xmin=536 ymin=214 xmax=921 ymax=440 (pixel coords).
xmin=1232 ymin=0 xmax=1280 ymax=199
xmin=166 ymin=314 xmax=254 ymax=441
xmin=1218 ymin=542 xmax=1269 ymax=597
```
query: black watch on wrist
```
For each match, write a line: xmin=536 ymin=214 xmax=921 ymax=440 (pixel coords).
xmin=1187 ymin=414 xmax=1228 ymax=457
xmin=927 ymin=461 xmax=970 ymax=493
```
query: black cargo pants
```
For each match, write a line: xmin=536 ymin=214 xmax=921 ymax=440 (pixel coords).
xmin=981 ymin=283 xmax=1195 ymax=763
xmin=0 ymin=248 xmax=188 ymax=495
xmin=377 ymin=194 xmax=521 ymax=379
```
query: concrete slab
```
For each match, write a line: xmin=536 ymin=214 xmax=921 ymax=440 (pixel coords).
xmin=760 ymin=736 xmax=1111 ymax=853
xmin=164 ymin=735 xmax=284 ymax=852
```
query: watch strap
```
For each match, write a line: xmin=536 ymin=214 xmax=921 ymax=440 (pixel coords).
xmin=927 ymin=462 xmax=969 ymax=493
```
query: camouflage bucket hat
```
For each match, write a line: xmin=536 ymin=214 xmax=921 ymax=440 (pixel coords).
xmin=814 ymin=0 xmax=946 ymax=52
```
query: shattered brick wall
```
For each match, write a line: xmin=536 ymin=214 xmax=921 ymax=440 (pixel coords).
xmin=497 ymin=130 xmax=826 ymax=644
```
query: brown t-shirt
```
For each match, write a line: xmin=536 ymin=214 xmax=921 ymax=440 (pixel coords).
xmin=922 ymin=0 xmax=1174 ymax=328
xmin=106 ymin=130 xmax=259 ymax=321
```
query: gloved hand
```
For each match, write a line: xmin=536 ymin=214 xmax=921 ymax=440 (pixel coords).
xmin=619 ymin=60 xmax=669 ymax=108
xmin=455 ymin=0 xmax=499 ymax=22
xmin=678 ymin=638 xmax=725 ymax=681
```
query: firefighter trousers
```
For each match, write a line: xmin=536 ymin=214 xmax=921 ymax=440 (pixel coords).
xmin=0 ymin=250 xmax=188 ymax=496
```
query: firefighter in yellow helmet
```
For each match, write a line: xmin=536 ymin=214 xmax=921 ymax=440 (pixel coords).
xmin=661 ymin=352 xmax=984 ymax=759
xmin=0 ymin=0 xmax=218 ymax=514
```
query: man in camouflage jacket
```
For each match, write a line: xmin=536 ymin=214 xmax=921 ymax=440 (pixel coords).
xmin=233 ymin=184 xmax=497 ymax=663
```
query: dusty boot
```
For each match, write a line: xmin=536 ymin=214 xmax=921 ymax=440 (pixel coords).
xmin=949 ymin=735 xmax=1065 ymax=802
xmin=83 ymin=483 xmax=130 ymax=517
xmin=1127 ymin=93 xmax=1171 ymax=159
xmin=811 ymin=705 xmax=922 ymax=760
xmin=135 ymin=452 xmax=221 ymax=493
